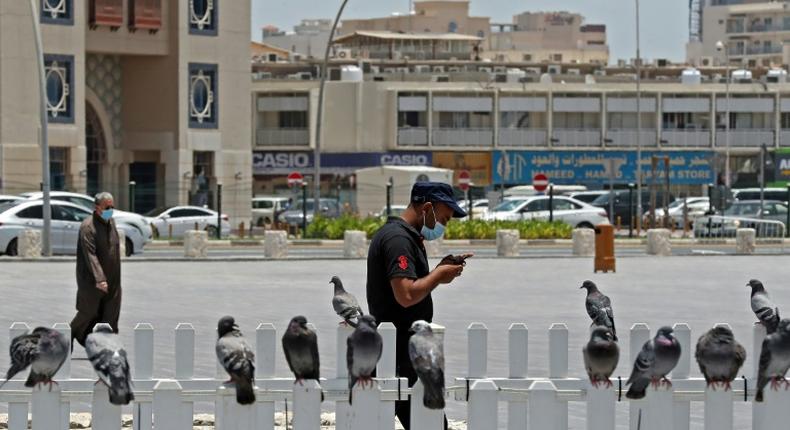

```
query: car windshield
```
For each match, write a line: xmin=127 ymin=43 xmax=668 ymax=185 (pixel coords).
xmin=724 ymin=203 xmax=761 ymax=216
xmin=492 ymin=200 xmax=525 ymax=212
xmin=0 ymin=201 xmax=22 ymax=214
xmin=144 ymin=207 xmax=171 ymax=217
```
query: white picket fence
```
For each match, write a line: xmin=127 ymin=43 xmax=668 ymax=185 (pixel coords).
xmin=0 ymin=321 xmax=786 ymax=430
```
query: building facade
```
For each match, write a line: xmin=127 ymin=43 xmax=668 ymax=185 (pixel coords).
xmin=0 ymin=0 xmax=252 ymax=222
xmin=261 ymin=19 xmax=333 ymax=59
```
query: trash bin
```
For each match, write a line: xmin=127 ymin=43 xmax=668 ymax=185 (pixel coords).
xmin=594 ymin=224 xmax=615 ymax=273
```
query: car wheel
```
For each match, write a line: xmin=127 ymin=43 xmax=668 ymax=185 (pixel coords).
xmin=256 ymin=217 xmax=265 ymax=227
xmin=206 ymin=225 xmax=218 ymax=238
xmin=125 ymin=238 xmax=133 ymax=257
xmin=6 ymin=239 xmax=17 ymax=256
xmin=576 ymin=222 xmax=594 ymax=229
xmin=264 ymin=217 xmax=272 ymax=225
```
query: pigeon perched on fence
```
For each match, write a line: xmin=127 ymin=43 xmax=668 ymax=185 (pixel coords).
xmin=755 ymin=319 xmax=790 ymax=402
xmin=331 ymin=276 xmax=364 ymax=328
xmin=581 ymin=280 xmax=618 ymax=341
xmin=626 ymin=326 xmax=681 ymax=400
xmin=215 ymin=316 xmax=256 ymax=405
xmin=583 ymin=326 xmax=619 ymax=388
xmin=748 ymin=279 xmax=781 ymax=334
xmin=1 ymin=327 xmax=68 ymax=390
xmin=695 ymin=325 xmax=746 ymax=391
xmin=347 ymin=315 xmax=383 ymax=404
xmin=282 ymin=316 xmax=320 ymax=385
xmin=408 ymin=320 xmax=445 ymax=410
xmin=85 ymin=325 xmax=134 ymax=405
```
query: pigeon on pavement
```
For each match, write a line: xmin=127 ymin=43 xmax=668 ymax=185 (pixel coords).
xmin=755 ymin=319 xmax=790 ymax=402
xmin=331 ymin=276 xmax=364 ymax=328
xmin=282 ymin=316 xmax=320 ymax=385
xmin=86 ymin=325 xmax=134 ymax=405
xmin=1 ymin=327 xmax=68 ymax=390
xmin=626 ymin=326 xmax=681 ymax=399
xmin=347 ymin=315 xmax=383 ymax=404
xmin=583 ymin=326 xmax=619 ymax=388
xmin=748 ymin=279 xmax=781 ymax=334
xmin=409 ymin=320 xmax=445 ymax=410
xmin=695 ymin=326 xmax=746 ymax=391
xmin=581 ymin=281 xmax=618 ymax=341
xmin=216 ymin=316 xmax=256 ymax=405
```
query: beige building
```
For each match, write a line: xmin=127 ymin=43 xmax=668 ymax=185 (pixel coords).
xmin=332 ymin=31 xmax=483 ymax=61
xmin=0 ymin=0 xmax=251 ymax=223
xmin=688 ymin=0 xmax=790 ymax=67
xmin=486 ymin=12 xmax=609 ymax=64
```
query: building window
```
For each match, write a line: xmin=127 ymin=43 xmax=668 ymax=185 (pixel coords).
xmin=278 ymin=111 xmax=308 ymax=128
xmin=41 ymin=0 xmax=73 ymax=25
xmin=50 ymin=147 xmax=69 ymax=191
xmin=448 ymin=21 xmax=457 ymax=33
xmin=188 ymin=63 xmax=218 ymax=128
xmin=189 ymin=0 xmax=218 ymax=36
xmin=44 ymin=54 xmax=74 ymax=124
xmin=477 ymin=30 xmax=485 ymax=38
xmin=523 ymin=54 xmax=533 ymax=61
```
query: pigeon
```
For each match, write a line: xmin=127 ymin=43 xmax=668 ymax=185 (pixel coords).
xmin=215 ymin=316 xmax=256 ymax=405
xmin=581 ymin=280 xmax=618 ymax=341
xmin=331 ymin=276 xmax=364 ymax=328
xmin=408 ymin=320 xmax=445 ymax=410
xmin=347 ymin=315 xmax=383 ymax=404
xmin=583 ymin=326 xmax=619 ymax=388
xmin=85 ymin=325 xmax=134 ymax=405
xmin=626 ymin=326 xmax=681 ymax=400
xmin=755 ymin=319 xmax=790 ymax=402
xmin=695 ymin=326 xmax=746 ymax=391
xmin=282 ymin=316 xmax=320 ymax=385
xmin=1 ymin=327 xmax=68 ymax=390
xmin=748 ymin=279 xmax=780 ymax=334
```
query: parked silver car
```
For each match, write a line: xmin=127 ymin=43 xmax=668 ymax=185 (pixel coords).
xmin=145 ymin=206 xmax=231 ymax=239
xmin=0 ymin=200 xmax=145 ymax=256
xmin=694 ymin=200 xmax=788 ymax=238
xmin=484 ymin=196 xmax=610 ymax=228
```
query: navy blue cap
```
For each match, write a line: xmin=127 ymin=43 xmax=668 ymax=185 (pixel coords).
xmin=410 ymin=182 xmax=467 ymax=218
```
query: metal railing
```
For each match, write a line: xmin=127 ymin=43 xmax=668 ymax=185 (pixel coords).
xmin=660 ymin=129 xmax=711 ymax=147
xmin=714 ymin=129 xmax=774 ymax=147
xmin=396 ymin=127 xmax=429 ymax=146
xmin=605 ymin=129 xmax=658 ymax=147
xmin=255 ymin=128 xmax=310 ymax=146
xmin=432 ymin=128 xmax=494 ymax=147
xmin=498 ymin=128 xmax=548 ymax=147
xmin=552 ymin=129 xmax=601 ymax=147
xmin=694 ymin=215 xmax=786 ymax=242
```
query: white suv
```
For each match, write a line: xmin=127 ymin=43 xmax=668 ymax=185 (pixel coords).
xmin=252 ymin=196 xmax=290 ymax=226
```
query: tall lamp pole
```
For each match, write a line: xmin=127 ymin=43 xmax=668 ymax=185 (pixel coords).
xmin=314 ymin=0 xmax=350 ymax=215
xmin=716 ymin=40 xmax=732 ymax=189
xmin=635 ymin=0 xmax=643 ymax=232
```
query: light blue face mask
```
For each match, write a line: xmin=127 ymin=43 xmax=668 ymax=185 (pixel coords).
xmin=421 ymin=206 xmax=445 ymax=241
xmin=100 ymin=209 xmax=114 ymax=221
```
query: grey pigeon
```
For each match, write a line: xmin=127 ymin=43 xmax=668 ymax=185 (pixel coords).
xmin=216 ymin=316 xmax=256 ymax=405
xmin=85 ymin=325 xmax=134 ymax=405
xmin=332 ymin=276 xmax=364 ymax=328
xmin=347 ymin=315 xmax=383 ymax=404
xmin=695 ymin=326 xmax=746 ymax=391
xmin=755 ymin=319 xmax=790 ymax=402
xmin=1 ymin=327 xmax=68 ymax=390
xmin=583 ymin=326 xmax=619 ymax=388
xmin=282 ymin=316 xmax=320 ymax=384
xmin=581 ymin=281 xmax=617 ymax=342
xmin=748 ymin=279 xmax=780 ymax=334
xmin=626 ymin=326 xmax=681 ymax=399
xmin=408 ymin=320 xmax=445 ymax=410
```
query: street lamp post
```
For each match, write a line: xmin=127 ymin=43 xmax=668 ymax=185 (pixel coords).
xmin=716 ymin=40 xmax=732 ymax=189
xmin=635 ymin=0 xmax=643 ymax=233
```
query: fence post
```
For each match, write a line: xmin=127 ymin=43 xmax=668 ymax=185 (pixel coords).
xmin=8 ymin=323 xmax=29 ymax=430
xmin=292 ymin=379 xmax=322 ymax=430
xmin=672 ymin=323 xmax=691 ymax=430
xmin=468 ymin=323 xmax=488 ymax=379
xmin=334 ymin=324 xmax=354 ymax=430
xmin=174 ymin=323 xmax=195 ymax=380
xmin=468 ymin=379 xmax=498 ymax=430
xmin=92 ymin=383 xmax=121 ymax=430
xmin=254 ymin=324 xmax=277 ymax=430
xmin=629 ymin=323 xmax=651 ymax=430
xmin=134 ymin=323 xmax=154 ymax=430
xmin=377 ymin=322 xmax=398 ymax=430
xmin=704 ymin=382 xmax=733 ymax=430
xmin=351 ymin=381 xmax=382 ymax=430
xmin=52 ymin=322 xmax=71 ymax=430
xmin=528 ymin=380 xmax=558 ymax=429
xmin=508 ymin=323 xmax=528 ymax=430
xmin=31 ymin=383 xmax=61 ymax=430
xmin=644 ymin=377 xmax=674 ymax=430
xmin=216 ymin=384 xmax=257 ymax=430
xmin=409 ymin=380 xmax=445 ymax=430
xmin=586 ymin=378 xmax=616 ymax=430
xmin=153 ymin=380 xmax=189 ymax=430
xmin=548 ymin=323 xmax=568 ymax=429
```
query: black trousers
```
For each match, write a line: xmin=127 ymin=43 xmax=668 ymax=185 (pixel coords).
xmin=70 ymin=285 xmax=121 ymax=349
xmin=394 ymin=328 xmax=448 ymax=430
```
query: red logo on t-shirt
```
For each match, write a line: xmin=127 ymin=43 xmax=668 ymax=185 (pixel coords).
xmin=398 ymin=255 xmax=408 ymax=270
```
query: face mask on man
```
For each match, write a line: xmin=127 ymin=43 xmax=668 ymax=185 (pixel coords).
xmin=421 ymin=205 xmax=445 ymax=241
xmin=100 ymin=208 xmax=114 ymax=221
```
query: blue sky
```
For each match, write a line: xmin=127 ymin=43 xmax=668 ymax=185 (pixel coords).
xmin=252 ymin=0 xmax=690 ymax=63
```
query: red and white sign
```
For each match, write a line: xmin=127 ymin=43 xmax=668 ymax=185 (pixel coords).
xmin=287 ymin=171 xmax=304 ymax=186
xmin=533 ymin=173 xmax=549 ymax=192
xmin=458 ymin=170 xmax=472 ymax=191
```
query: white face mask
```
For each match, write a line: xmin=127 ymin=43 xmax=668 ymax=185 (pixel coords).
xmin=420 ymin=206 xmax=445 ymax=241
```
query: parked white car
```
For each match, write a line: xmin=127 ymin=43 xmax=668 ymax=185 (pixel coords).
xmin=0 ymin=195 xmax=22 ymax=205
xmin=648 ymin=197 xmax=710 ymax=228
xmin=22 ymin=191 xmax=153 ymax=243
xmin=457 ymin=199 xmax=489 ymax=219
xmin=484 ymin=196 xmax=610 ymax=228
xmin=0 ymin=200 xmax=145 ymax=256
xmin=145 ymin=206 xmax=231 ymax=239
xmin=252 ymin=196 xmax=290 ymax=226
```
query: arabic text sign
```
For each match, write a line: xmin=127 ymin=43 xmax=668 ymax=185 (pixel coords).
xmin=492 ymin=151 xmax=714 ymax=185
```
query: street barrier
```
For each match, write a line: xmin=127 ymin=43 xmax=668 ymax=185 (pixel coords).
xmin=572 ymin=228 xmax=595 ymax=257
xmin=736 ymin=228 xmax=756 ymax=255
xmin=184 ymin=230 xmax=209 ymax=258
xmin=496 ymin=230 xmax=519 ymax=257
xmin=264 ymin=230 xmax=288 ymax=259
xmin=342 ymin=230 xmax=367 ymax=258
xmin=646 ymin=229 xmax=671 ymax=256
xmin=18 ymin=229 xmax=41 ymax=258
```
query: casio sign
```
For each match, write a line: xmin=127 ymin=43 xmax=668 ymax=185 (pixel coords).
xmin=256 ymin=152 xmax=311 ymax=168
xmin=380 ymin=153 xmax=428 ymax=165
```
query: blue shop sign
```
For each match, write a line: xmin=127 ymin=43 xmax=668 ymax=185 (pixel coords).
xmin=253 ymin=151 xmax=432 ymax=175
xmin=492 ymin=151 xmax=714 ymax=185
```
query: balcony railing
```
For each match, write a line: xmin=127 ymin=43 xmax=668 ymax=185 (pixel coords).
xmin=715 ymin=129 xmax=775 ymax=147
xmin=256 ymin=128 xmax=310 ymax=146
xmin=552 ymin=129 xmax=601 ymax=147
xmin=605 ymin=129 xmax=658 ymax=147
xmin=660 ymin=129 xmax=711 ymax=147
xmin=781 ymin=130 xmax=790 ymax=147
xmin=726 ymin=22 xmax=790 ymax=34
xmin=432 ymin=128 xmax=494 ymax=147
xmin=498 ymin=128 xmax=547 ymax=147
xmin=397 ymin=127 xmax=428 ymax=146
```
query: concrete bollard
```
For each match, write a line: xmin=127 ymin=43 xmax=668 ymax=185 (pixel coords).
xmin=343 ymin=230 xmax=367 ymax=258
xmin=646 ymin=228 xmax=671 ymax=256
xmin=18 ymin=229 xmax=42 ymax=258
xmin=572 ymin=228 xmax=595 ymax=257
xmin=423 ymin=237 xmax=443 ymax=257
xmin=116 ymin=229 xmax=127 ymax=258
xmin=496 ymin=229 xmax=520 ymax=257
xmin=264 ymin=230 xmax=288 ymax=258
xmin=183 ymin=230 xmax=208 ymax=258
xmin=736 ymin=228 xmax=756 ymax=255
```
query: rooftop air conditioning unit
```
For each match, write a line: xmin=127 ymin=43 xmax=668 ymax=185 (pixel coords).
xmin=415 ymin=65 xmax=431 ymax=73
xmin=567 ymin=68 xmax=581 ymax=75
xmin=479 ymin=67 xmax=492 ymax=73
xmin=433 ymin=66 xmax=445 ymax=73
xmin=494 ymin=66 xmax=507 ymax=73
xmin=431 ymin=75 xmax=450 ymax=82
xmin=700 ymin=57 xmax=713 ymax=67
xmin=448 ymin=66 xmax=462 ymax=72
xmin=335 ymin=49 xmax=353 ymax=59
xmin=494 ymin=73 xmax=508 ymax=83
xmin=547 ymin=65 xmax=562 ymax=75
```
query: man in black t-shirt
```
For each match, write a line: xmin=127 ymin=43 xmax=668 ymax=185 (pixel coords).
xmin=366 ymin=182 xmax=469 ymax=429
